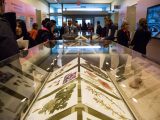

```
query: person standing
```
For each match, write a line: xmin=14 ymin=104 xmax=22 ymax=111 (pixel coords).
xmin=117 ymin=22 xmax=130 ymax=47
xmin=16 ymin=19 xmax=34 ymax=49
xmin=96 ymin=21 xmax=102 ymax=36
xmin=64 ymin=20 xmax=78 ymax=35
xmin=59 ymin=22 xmax=67 ymax=39
xmin=131 ymin=18 xmax=151 ymax=55
xmin=36 ymin=18 xmax=51 ymax=44
xmin=29 ymin=23 xmax=38 ymax=41
xmin=104 ymin=17 xmax=117 ymax=41
xmin=0 ymin=0 xmax=19 ymax=61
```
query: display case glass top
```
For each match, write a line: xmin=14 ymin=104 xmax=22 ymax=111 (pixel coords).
xmin=0 ymin=40 xmax=160 ymax=120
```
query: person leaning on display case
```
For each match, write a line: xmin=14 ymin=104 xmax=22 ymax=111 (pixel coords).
xmin=50 ymin=20 xmax=59 ymax=40
xmin=117 ymin=21 xmax=131 ymax=47
xmin=96 ymin=21 xmax=102 ymax=36
xmin=59 ymin=22 xmax=67 ymax=39
xmin=0 ymin=0 xmax=19 ymax=61
xmin=64 ymin=20 xmax=78 ymax=35
xmin=35 ymin=18 xmax=51 ymax=44
xmin=104 ymin=17 xmax=117 ymax=41
xmin=131 ymin=18 xmax=151 ymax=55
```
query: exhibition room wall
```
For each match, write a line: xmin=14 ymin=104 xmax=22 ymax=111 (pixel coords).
xmin=4 ymin=0 xmax=50 ymax=63
xmin=119 ymin=0 xmax=160 ymax=64
xmin=22 ymin=0 xmax=49 ymax=29
xmin=136 ymin=0 xmax=160 ymax=64
xmin=22 ymin=0 xmax=49 ymax=22
xmin=5 ymin=0 xmax=49 ymax=30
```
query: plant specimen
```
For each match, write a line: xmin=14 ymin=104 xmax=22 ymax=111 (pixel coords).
xmin=24 ymin=84 xmax=31 ymax=87
xmin=93 ymin=97 xmax=129 ymax=120
xmin=16 ymin=79 xmax=22 ymax=83
xmin=82 ymin=70 xmax=119 ymax=98
xmin=99 ymin=79 xmax=112 ymax=90
xmin=13 ymin=82 xmax=20 ymax=86
xmin=47 ymin=79 xmax=60 ymax=88
xmin=86 ymin=86 xmax=131 ymax=120
xmin=54 ymin=63 xmax=73 ymax=77
xmin=81 ymin=63 xmax=109 ymax=81
xmin=85 ymin=70 xmax=97 ymax=78
xmin=63 ymin=72 xmax=76 ymax=84
xmin=0 ymin=99 xmax=4 ymax=113
xmin=0 ymin=71 xmax=14 ymax=83
xmin=12 ymin=78 xmax=31 ymax=88
xmin=22 ymin=80 xmax=28 ymax=84
xmin=38 ymin=83 xmax=76 ymax=114
xmin=84 ymin=70 xmax=112 ymax=90
xmin=17 ymin=76 xmax=22 ymax=79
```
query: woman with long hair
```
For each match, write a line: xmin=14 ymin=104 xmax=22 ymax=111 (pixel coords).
xmin=16 ymin=19 xmax=34 ymax=49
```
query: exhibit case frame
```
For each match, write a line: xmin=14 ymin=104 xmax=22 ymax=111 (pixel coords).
xmin=0 ymin=40 xmax=160 ymax=120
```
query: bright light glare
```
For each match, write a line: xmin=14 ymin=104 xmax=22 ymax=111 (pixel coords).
xmin=59 ymin=45 xmax=63 ymax=48
xmin=132 ymin=98 xmax=138 ymax=103
xmin=21 ymin=98 xmax=27 ymax=102
xmin=110 ymin=68 xmax=114 ymax=71
xmin=64 ymin=8 xmax=103 ymax=11
xmin=63 ymin=46 xmax=101 ymax=49
xmin=120 ymin=84 xmax=126 ymax=88
xmin=115 ymin=75 xmax=120 ymax=78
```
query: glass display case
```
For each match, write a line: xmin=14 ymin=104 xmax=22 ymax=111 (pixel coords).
xmin=0 ymin=40 xmax=160 ymax=120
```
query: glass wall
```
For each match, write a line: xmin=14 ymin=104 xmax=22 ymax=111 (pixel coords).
xmin=50 ymin=4 xmax=62 ymax=13
xmin=63 ymin=4 xmax=110 ymax=12
xmin=49 ymin=4 xmax=62 ymax=26
xmin=49 ymin=3 xmax=111 ymax=26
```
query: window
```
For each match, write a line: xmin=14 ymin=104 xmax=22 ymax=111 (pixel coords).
xmin=63 ymin=4 xmax=110 ymax=12
xmin=50 ymin=16 xmax=62 ymax=26
xmin=85 ymin=19 xmax=91 ymax=24
xmin=50 ymin=4 xmax=62 ymax=13
xmin=64 ymin=8 xmax=103 ymax=11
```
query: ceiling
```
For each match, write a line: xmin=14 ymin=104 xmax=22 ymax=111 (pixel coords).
xmin=45 ymin=0 xmax=114 ymax=4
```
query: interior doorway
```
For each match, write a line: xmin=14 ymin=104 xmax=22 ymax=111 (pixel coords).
xmin=76 ymin=18 xmax=82 ymax=25
xmin=36 ymin=9 xmax=41 ymax=29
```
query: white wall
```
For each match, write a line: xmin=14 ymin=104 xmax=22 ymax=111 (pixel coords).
xmin=118 ymin=0 xmax=139 ymax=26
xmin=136 ymin=0 xmax=160 ymax=22
xmin=21 ymin=0 xmax=49 ymax=14
xmin=111 ymin=0 xmax=123 ymax=11
xmin=118 ymin=0 xmax=160 ymax=64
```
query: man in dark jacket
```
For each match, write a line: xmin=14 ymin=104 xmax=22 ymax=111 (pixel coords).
xmin=96 ymin=21 xmax=102 ymax=36
xmin=131 ymin=18 xmax=151 ymax=55
xmin=104 ymin=17 xmax=117 ymax=41
xmin=0 ymin=0 xmax=19 ymax=61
